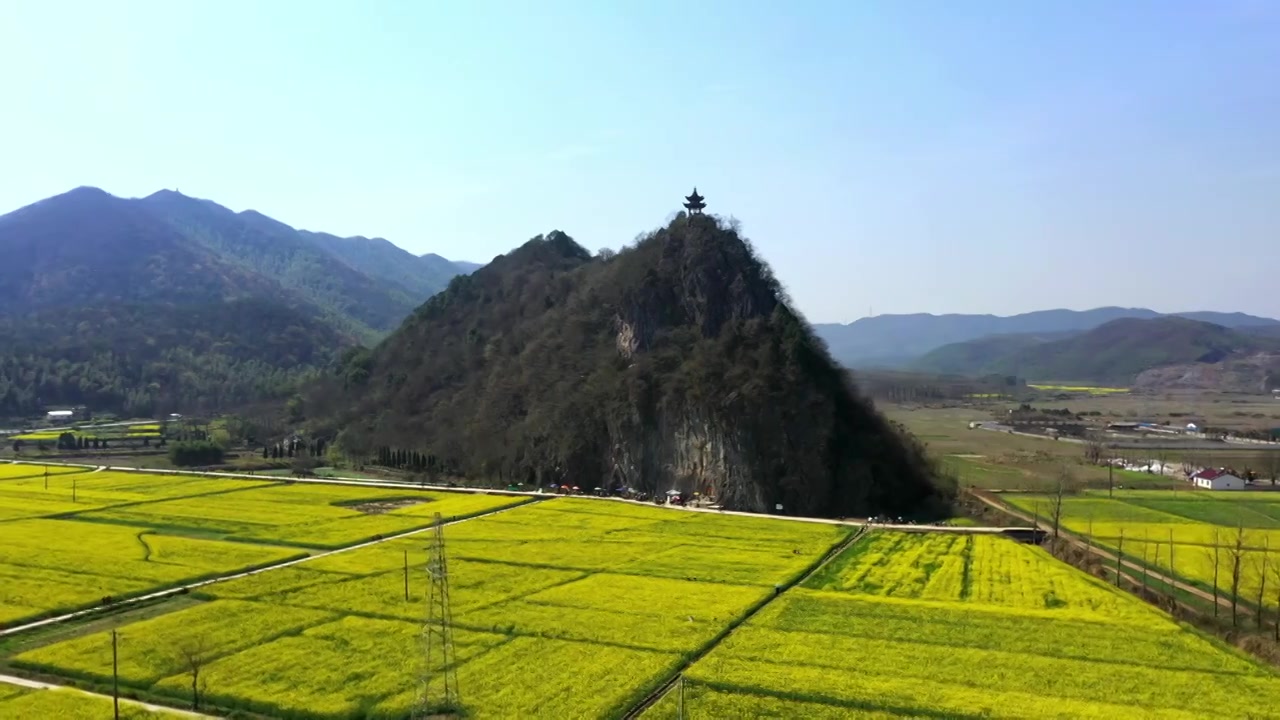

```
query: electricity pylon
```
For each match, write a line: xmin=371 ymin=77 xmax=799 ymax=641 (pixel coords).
xmin=414 ymin=512 xmax=459 ymax=717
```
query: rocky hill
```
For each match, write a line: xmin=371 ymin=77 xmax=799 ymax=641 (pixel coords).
xmin=308 ymin=214 xmax=950 ymax=518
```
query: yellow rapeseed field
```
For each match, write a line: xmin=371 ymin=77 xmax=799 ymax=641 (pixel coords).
xmin=80 ymin=483 xmax=528 ymax=547
xmin=16 ymin=498 xmax=848 ymax=718
xmin=670 ymin=530 xmax=1280 ymax=718
xmin=0 ymin=517 xmax=302 ymax=627
xmin=0 ymin=684 xmax=163 ymax=719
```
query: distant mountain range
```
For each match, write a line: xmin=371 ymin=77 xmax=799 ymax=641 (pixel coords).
xmin=912 ymin=316 xmax=1280 ymax=389
xmin=0 ymin=186 xmax=479 ymax=417
xmin=813 ymin=307 xmax=1280 ymax=369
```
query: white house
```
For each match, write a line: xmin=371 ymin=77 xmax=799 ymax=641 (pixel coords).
xmin=1191 ymin=469 xmax=1244 ymax=491
xmin=45 ymin=410 xmax=75 ymax=421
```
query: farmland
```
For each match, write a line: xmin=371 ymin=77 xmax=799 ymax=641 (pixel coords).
xmin=1003 ymin=489 xmax=1280 ymax=608
xmin=0 ymin=467 xmax=529 ymax=628
xmin=10 ymin=463 xmax=1280 ymax=718
xmin=885 ymin=404 xmax=1280 ymax=491
xmin=0 ymin=683 xmax=163 ymax=718
xmin=657 ymin=530 xmax=1280 ymax=718
xmin=11 ymin=499 xmax=849 ymax=718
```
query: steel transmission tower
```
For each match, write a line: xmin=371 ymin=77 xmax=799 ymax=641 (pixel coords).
xmin=414 ymin=512 xmax=460 ymax=717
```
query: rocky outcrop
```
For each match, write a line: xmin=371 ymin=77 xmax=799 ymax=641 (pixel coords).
xmin=314 ymin=214 xmax=950 ymax=519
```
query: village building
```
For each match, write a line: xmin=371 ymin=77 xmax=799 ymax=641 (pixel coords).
xmin=1190 ymin=468 xmax=1245 ymax=491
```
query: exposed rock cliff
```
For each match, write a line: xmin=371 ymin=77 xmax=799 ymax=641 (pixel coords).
xmin=309 ymin=213 xmax=950 ymax=518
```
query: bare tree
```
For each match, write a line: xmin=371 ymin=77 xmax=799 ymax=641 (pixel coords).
xmin=1115 ymin=528 xmax=1125 ymax=587
xmin=1265 ymin=451 xmax=1280 ymax=487
xmin=1049 ymin=466 xmax=1075 ymax=544
xmin=175 ymin=634 xmax=213 ymax=711
xmin=1085 ymin=513 xmax=1095 ymax=555
xmin=1084 ymin=437 xmax=1105 ymax=465
xmin=1205 ymin=527 xmax=1223 ymax=618
xmin=1269 ymin=547 xmax=1280 ymax=641
xmin=1141 ymin=531 xmax=1150 ymax=592
xmin=1228 ymin=522 xmax=1248 ymax=628
xmin=1255 ymin=537 xmax=1271 ymax=631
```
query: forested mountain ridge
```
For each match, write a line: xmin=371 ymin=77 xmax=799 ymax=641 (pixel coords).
xmin=308 ymin=214 xmax=950 ymax=518
xmin=0 ymin=185 xmax=487 ymax=417
xmin=0 ymin=186 xmax=278 ymax=309
xmin=139 ymin=191 xmax=421 ymax=339
xmin=0 ymin=299 xmax=350 ymax=416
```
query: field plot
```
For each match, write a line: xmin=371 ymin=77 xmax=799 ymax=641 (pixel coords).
xmin=0 ymin=683 xmax=163 ymax=718
xmin=0 ymin=462 xmax=89 ymax=481
xmin=0 ymin=470 xmax=276 ymax=521
xmin=0 ymin=470 xmax=527 ymax=628
xmin=1004 ymin=490 xmax=1280 ymax=607
xmin=14 ymin=499 xmax=849 ymax=719
xmin=76 ymin=483 xmax=528 ymax=547
xmin=0 ymin=517 xmax=303 ymax=627
xmin=661 ymin=531 xmax=1280 ymax=719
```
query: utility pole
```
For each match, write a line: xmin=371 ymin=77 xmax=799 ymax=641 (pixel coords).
xmin=43 ymin=466 xmax=48 ymax=490
xmin=1108 ymin=459 xmax=1114 ymax=498
xmin=72 ymin=477 xmax=77 ymax=503
xmin=112 ymin=630 xmax=120 ymax=720
xmin=404 ymin=549 xmax=409 ymax=602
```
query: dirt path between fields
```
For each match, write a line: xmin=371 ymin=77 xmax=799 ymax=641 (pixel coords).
xmin=0 ymin=672 xmax=214 ymax=717
xmin=619 ymin=526 xmax=869 ymax=719
xmin=969 ymin=489 xmax=1251 ymax=615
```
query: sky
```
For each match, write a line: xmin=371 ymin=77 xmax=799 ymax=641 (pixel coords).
xmin=2 ymin=1 xmax=1278 ymax=323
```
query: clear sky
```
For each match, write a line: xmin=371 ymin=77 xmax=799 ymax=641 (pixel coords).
xmin=2 ymin=1 xmax=1277 ymax=323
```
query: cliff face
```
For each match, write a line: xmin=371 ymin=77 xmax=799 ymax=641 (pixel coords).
xmin=311 ymin=214 xmax=949 ymax=518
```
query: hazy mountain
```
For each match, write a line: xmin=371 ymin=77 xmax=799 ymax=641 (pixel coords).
xmin=307 ymin=215 xmax=950 ymax=518
xmin=914 ymin=317 xmax=1280 ymax=384
xmin=299 ymin=234 xmax=477 ymax=300
xmin=814 ymin=307 xmax=1280 ymax=367
xmin=138 ymin=191 xmax=420 ymax=339
xmin=446 ymin=258 xmax=484 ymax=273
xmin=0 ymin=187 xmax=277 ymax=309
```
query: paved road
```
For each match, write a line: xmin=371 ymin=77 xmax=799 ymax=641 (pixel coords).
xmin=0 ymin=673 xmax=213 ymax=717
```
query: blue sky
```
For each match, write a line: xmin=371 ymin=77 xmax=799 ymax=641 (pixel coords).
xmin=2 ymin=1 xmax=1277 ymax=323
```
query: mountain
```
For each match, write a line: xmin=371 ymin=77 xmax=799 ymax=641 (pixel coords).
xmin=908 ymin=331 xmax=1077 ymax=377
xmin=914 ymin=317 xmax=1280 ymax=385
xmin=444 ymin=257 xmax=484 ymax=273
xmin=814 ymin=307 xmax=1280 ymax=367
xmin=297 ymin=235 xmax=477 ymax=302
xmin=0 ymin=186 xmax=475 ymax=418
xmin=0 ymin=187 xmax=354 ymax=416
xmin=306 ymin=214 xmax=950 ymax=518
xmin=139 ymin=191 xmax=420 ymax=339
xmin=0 ymin=187 xmax=277 ymax=309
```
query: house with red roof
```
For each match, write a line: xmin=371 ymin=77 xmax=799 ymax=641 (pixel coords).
xmin=1190 ymin=468 xmax=1244 ymax=491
